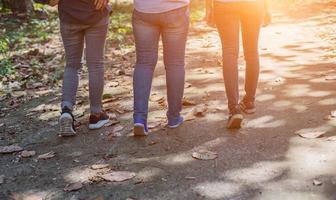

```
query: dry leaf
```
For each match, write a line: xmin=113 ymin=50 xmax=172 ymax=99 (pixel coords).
xmin=193 ymin=104 xmax=208 ymax=117
xmin=182 ymin=98 xmax=196 ymax=106
xmin=185 ymin=82 xmax=192 ymax=88
xmin=108 ymin=81 xmax=119 ymax=87
xmin=326 ymin=136 xmax=336 ymax=141
xmin=150 ymin=95 xmax=165 ymax=103
xmin=331 ymin=110 xmax=336 ymax=118
xmin=185 ymin=112 xmax=196 ymax=121
xmin=113 ymin=125 xmax=124 ymax=133
xmin=298 ymin=131 xmax=326 ymax=139
xmin=64 ymin=182 xmax=83 ymax=192
xmin=38 ymin=151 xmax=55 ymax=159
xmin=0 ymin=144 xmax=23 ymax=154
xmin=91 ymin=164 xmax=109 ymax=170
xmin=192 ymin=150 xmax=218 ymax=160
xmin=325 ymin=75 xmax=336 ymax=80
xmin=100 ymin=171 xmax=136 ymax=182
xmin=21 ymin=150 xmax=36 ymax=158
xmin=313 ymin=180 xmax=323 ymax=186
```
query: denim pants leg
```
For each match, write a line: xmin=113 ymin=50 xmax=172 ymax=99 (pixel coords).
xmin=132 ymin=10 xmax=161 ymax=124
xmin=161 ymin=7 xmax=189 ymax=123
xmin=214 ymin=2 xmax=262 ymax=112
xmin=132 ymin=7 xmax=189 ymax=124
xmin=60 ymin=18 xmax=108 ymax=113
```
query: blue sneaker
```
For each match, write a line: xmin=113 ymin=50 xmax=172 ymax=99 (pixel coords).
xmin=168 ymin=116 xmax=184 ymax=129
xmin=134 ymin=119 xmax=148 ymax=136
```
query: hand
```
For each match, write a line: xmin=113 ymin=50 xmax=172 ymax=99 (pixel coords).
xmin=262 ymin=12 xmax=272 ymax=27
xmin=94 ymin=0 xmax=108 ymax=10
xmin=48 ymin=0 xmax=59 ymax=7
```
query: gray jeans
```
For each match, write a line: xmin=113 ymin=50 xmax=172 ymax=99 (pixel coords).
xmin=214 ymin=2 xmax=263 ymax=112
xmin=132 ymin=6 xmax=189 ymax=125
xmin=60 ymin=17 xmax=108 ymax=113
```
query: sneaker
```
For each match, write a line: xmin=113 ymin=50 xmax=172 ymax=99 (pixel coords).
xmin=59 ymin=107 xmax=76 ymax=137
xmin=168 ymin=116 xmax=184 ymax=129
xmin=239 ymin=99 xmax=256 ymax=114
xmin=134 ymin=120 xmax=148 ymax=136
xmin=227 ymin=107 xmax=243 ymax=129
xmin=89 ymin=111 xmax=111 ymax=130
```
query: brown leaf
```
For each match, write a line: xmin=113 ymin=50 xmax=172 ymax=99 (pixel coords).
xmin=298 ymin=131 xmax=326 ymax=139
xmin=38 ymin=151 xmax=55 ymax=160
xmin=21 ymin=150 xmax=36 ymax=158
xmin=64 ymin=182 xmax=83 ymax=192
xmin=185 ymin=82 xmax=192 ymax=88
xmin=193 ymin=104 xmax=208 ymax=117
xmin=184 ymin=111 xmax=196 ymax=121
xmin=0 ymin=144 xmax=23 ymax=154
xmin=150 ymin=95 xmax=165 ymax=103
xmin=192 ymin=150 xmax=218 ymax=160
xmin=100 ymin=171 xmax=136 ymax=182
xmin=91 ymin=164 xmax=109 ymax=170
xmin=182 ymin=98 xmax=196 ymax=106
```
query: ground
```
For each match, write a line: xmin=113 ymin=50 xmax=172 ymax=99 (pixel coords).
xmin=0 ymin=2 xmax=336 ymax=200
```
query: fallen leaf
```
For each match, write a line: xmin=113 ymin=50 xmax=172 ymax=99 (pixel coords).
xmin=331 ymin=110 xmax=336 ymax=118
xmin=298 ymin=131 xmax=326 ymax=139
xmin=184 ymin=112 xmax=196 ymax=121
xmin=0 ymin=144 xmax=23 ymax=154
xmin=108 ymin=81 xmax=119 ymax=87
xmin=182 ymin=98 xmax=196 ymax=106
xmin=38 ymin=151 xmax=55 ymax=160
xmin=325 ymin=75 xmax=336 ymax=80
xmin=150 ymin=95 xmax=165 ymax=103
xmin=0 ymin=175 xmax=4 ymax=184
xmin=326 ymin=136 xmax=336 ymax=141
xmin=193 ymin=104 xmax=208 ymax=117
xmin=192 ymin=150 xmax=218 ymax=160
xmin=21 ymin=150 xmax=36 ymax=158
xmin=113 ymin=125 xmax=124 ymax=133
xmin=185 ymin=82 xmax=192 ymax=88
xmin=91 ymin=164 xmax=109 ymax=170
xmin=185 ymin=176 xmax=196 ymax=180
xmin=100 ymin=171 xmax=136 ymax=182
xmin=103 ymin=93 xmax=113 ymax=100
xmin=64 ymin=182 xmax=83 ymax=192
xmin=313 ymin=179 xmax=323 ymax=186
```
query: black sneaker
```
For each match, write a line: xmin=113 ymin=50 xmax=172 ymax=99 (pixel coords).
xmin=89 ymin=111 xmax=111 ymax=130
xmin=227 ymin=107 xmax=243 ymax=129
xmin=239 ymin=99 xmax=256 ymax=114
xmin=59 ymin=107 xmax=76 ymax=136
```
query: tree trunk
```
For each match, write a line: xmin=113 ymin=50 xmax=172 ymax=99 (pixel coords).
xmin=1 ymin=0 xmax=33 ymax=13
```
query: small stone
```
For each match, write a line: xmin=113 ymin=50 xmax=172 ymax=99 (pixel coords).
xmin=21 ymin=150 xmax=36 ymax=158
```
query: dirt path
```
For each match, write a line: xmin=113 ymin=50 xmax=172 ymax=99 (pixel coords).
xmin=1 ymin=8 xmax=336 ymax=200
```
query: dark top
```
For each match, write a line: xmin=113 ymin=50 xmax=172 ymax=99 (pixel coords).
xmin=34 ymin=0 xmax=112 ymax=25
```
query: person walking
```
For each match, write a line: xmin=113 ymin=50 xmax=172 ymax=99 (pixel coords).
xmin=206 ymin=0 xmax=271 ymax=129
xmin=35 ymin=0 xmax=112 ymax=136
xmin=132 ymin=0 xmax=190 ymax=136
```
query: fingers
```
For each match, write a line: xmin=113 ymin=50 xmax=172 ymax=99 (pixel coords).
xmin=95 ymin=0 xmax=108 ymax=10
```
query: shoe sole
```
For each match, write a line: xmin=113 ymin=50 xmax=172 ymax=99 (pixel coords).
xmin=168 ymin=121 xmax=184 ymax=129
xmin=134 ymin=123 xmax=148 ymax=136
xmin=227 ymin=114 xmax=243 ymax=129
xmin=89 ymin=119 xmax=110 ymax=130
xmin=240 ymin=104 xmax=256 ymax=114
xmin=59 ymin=113 xmax=76 ymax=137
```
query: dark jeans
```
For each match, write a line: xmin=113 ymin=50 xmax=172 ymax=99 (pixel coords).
xmin=60 ymin=17 xmax=108 ymax=113
xmin=132 ymin=6 xmax=189 ymax=124
xmin=214 ymin=2 xmax=263 ymax=112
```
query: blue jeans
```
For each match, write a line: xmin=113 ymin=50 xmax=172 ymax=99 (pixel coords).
xmin=132 ymin=6 xmax=189 ymax=124
xmin=60 ymin=17 xmax=108 ymax=113
xmin=214 ymin=2 xmax=263 ymax=112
